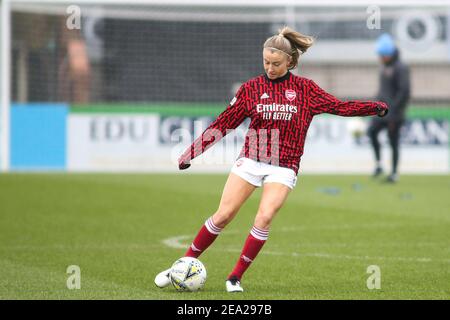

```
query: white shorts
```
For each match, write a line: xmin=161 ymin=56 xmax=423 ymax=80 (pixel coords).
xmin=231 ymin=157 xmax=298 ymax=189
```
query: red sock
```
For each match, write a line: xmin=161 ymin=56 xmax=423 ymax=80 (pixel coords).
xmin=185 ymin=217 xmax=222 ymax=258
xmin=228 ymin=226 xmax=269 ymax=281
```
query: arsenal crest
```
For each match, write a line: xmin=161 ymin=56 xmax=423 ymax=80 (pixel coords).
xmin=285 ymin=89 xmax=296 ymax=101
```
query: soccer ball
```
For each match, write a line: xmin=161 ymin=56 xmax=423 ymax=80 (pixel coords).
xmin=347 ymin=118 xmax=367 ymax=139
xmin=169 ymin=257 xmax=207 ymax=292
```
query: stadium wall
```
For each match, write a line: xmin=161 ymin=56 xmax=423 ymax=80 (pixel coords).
xmin=8 ymin=104 xmax=449 ymax=173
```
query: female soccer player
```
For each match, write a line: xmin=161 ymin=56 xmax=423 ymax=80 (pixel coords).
xmin=155 ymin=27 xmax=388 ymax=292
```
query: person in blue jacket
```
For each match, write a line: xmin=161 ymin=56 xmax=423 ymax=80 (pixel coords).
xmin=369 ymin=34 xmax=410 ymax=183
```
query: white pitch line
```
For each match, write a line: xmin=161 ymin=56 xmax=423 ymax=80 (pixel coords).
xmin=162 ymin=235 xmax=193 ymax=250
xmin=162 ymin=234 xmax=450 ymax=264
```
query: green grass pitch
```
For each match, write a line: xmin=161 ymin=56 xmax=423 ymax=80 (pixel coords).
xmin=0 ymin=173 xmax=449 ymax=299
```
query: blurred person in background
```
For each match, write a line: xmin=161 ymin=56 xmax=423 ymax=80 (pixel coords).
xmin=57 ymin=18 xmax=91 ymax=104
xmin=368 ymin=33 xmax=410 ymax=183
xmin=12 ymin=13 xmax=90 ymax=103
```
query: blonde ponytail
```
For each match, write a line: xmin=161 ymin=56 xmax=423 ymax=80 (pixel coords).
xmin=263 ymin=26 xmax=314 ymax=69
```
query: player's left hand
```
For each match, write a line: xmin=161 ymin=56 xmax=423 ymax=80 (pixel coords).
xmin=376 ymin=102 xmax=388 ymax=117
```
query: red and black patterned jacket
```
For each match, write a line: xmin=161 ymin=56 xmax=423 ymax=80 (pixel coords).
xmin=179 ymin=72 xmax=388 ymax=174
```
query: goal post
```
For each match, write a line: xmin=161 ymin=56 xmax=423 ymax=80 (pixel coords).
xmin=1 ymin=0 xmax=11 ymax=172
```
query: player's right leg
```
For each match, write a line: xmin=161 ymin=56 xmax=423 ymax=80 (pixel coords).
xmin=154 ymin=171 xmax=256 ymax=288
xmin=211 ymin=172 xmax=258 ymax=228
xmin=154 ymin=268 xmax=172 ymax=288
xmin=184 ymin=172 xmax=257 ymax=258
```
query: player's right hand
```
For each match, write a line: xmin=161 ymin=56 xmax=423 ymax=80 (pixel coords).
xmin=178 ymin=159 xmax=191 ymax=170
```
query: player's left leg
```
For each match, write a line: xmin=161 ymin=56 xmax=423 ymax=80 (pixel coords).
xmin=226 ymin=182 xmax=291 ymax=292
